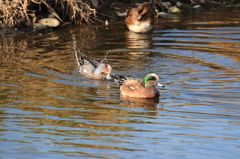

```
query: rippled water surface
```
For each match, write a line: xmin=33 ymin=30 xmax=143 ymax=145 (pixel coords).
xmin=1 ymin=10 xmax=240 ymax=158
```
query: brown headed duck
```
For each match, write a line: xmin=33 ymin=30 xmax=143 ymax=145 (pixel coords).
xmin=125 ymin=2 xmax=156 ymax=33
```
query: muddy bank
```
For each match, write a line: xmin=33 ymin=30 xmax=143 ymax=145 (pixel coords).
xmin=0 ymin=0 xmax=239 ymax=33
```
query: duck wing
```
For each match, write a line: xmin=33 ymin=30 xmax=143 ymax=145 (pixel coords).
xmin=114 ymin=75 xmax=143 ymax=86
xmin=79 ymin=53 xmax=99 ymax=69
xmin=114 ymin=75 xmax=127 ymax=86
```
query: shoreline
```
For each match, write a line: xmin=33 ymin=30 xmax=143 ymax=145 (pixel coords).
xmin=0 ymin=0 xmax=239 ymax=36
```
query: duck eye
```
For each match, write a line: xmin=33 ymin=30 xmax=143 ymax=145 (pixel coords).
xmin=101 ymin=72 xmax=106 ymax=76
xmin=150 ymin=77 xmax=156 ymax=80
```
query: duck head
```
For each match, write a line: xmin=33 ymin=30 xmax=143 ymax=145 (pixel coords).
xmin=143 ymin=73 xmax=164 ymax=88
xmin=100 ymin=64 xmax=112 ymax=80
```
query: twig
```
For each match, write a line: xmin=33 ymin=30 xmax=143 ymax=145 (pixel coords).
xmin=97 ymin=13 xmax=116 ymax=20
xmin=91 ymin=16 xmax=104 ymax=23
xmin=41 ymin=0 xmax=64 ymax=23
xmin=190 ymin=0 xmax=196 ymax=4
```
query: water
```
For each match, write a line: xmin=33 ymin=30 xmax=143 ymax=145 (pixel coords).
xmin=1 ymin=9 xmax=240 ymax=159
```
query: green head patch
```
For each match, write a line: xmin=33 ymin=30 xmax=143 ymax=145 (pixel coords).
xmin=143 ymin=76 xmax=154 ymax=84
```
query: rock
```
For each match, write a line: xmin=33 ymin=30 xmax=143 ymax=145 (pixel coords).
xmin=90 ymin=0 xmax=99 ymax=9
xmin=157 ymin=12 xmax=179 ymax=18
xmin=161 ymin=2 xmax=172 ymax=9
xmin=135 ymin=3 xmax=141 ymax=6
xmin=209 ymin=7 xmax=217 ymax=11
xmin=38 ymin=18 xmax=60 ymax=27
xmin=193 ymin=5 xmax=201 ymax=9
xmin=176 ymin=2 xmax=183 ymax=8
xmin=168 ymin=6 xmax=181 ymax=13
xmin=105 ymin=20 xmax=109 ymax=26
xmin=33 ymin=23 xmax=47 ymax=31
xmin=115 ymin=11 xmax=127 ymax=17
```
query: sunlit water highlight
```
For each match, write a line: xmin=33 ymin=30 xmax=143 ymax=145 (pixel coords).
xmin=1 ymin=10 xmax=240 ymax=158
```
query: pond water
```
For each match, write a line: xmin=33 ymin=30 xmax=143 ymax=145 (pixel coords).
xmin=1 ymin=9 xmax=240 ymax=159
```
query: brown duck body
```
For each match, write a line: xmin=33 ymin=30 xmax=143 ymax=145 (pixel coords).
xmin=125 ymin=2 xmax=155 ymax=33
xmin=120 ymin=80 xmax=160 ymax=98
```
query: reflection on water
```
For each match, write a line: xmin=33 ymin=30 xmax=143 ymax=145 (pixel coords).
xmin=1 ymin=10 xmax=240 ymax=158
xmin=126 ymin=31 xmax=152 ymax=49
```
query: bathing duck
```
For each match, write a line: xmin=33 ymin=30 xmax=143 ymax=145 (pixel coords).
xmin=114 ymin=73 xmax=164 ymax=98
xmin=73 ymin=41 xmax=112 ymax=80
xmin=77 ymin=53 xmax=112 ymax=80
xmin=125 ymin=2 xmax=156 ymax=33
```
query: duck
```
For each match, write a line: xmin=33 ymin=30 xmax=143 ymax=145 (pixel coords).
xmin=125 ymin=2 xmax=156 ymax=33
xmin=77 ymin=53 xmax=113 ymax=80
xmin=114 ymin=73 xmax=164 ymax=98
xmin=73 ymin=41 xmax=112 ymax=80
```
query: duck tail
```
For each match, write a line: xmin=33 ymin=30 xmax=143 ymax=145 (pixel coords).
xmin=79 ymin=53 xmax=99 ymax=69
xmin=113 ymin=75 xmax=127 ymax=86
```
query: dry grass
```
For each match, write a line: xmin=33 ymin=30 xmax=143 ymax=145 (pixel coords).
xmin=0 ymin=0 xmax=97 ymax=28
xmin=57 ymin=0 xmax=97 ymax=24
xmin=0 ymin=0 xmax=239 ymax=28
xmin=0 ymin=0 xmax=33 ymax=28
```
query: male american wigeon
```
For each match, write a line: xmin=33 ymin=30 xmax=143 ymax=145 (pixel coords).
xmin=114 ymin=73 xmax=164 ymax=98
xmin=125 ymin=2 xmax=156 ymax=33
xmin=78 ymin=53 xmax=112 ymax=80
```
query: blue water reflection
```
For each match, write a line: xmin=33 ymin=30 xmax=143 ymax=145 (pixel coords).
xmin=1 ymin=10 xmax=240 ymax=159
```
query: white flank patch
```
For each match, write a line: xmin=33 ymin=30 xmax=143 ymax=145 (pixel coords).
xmin=129 ymin=22 xmax=153 ymax=33
xmin=129 ymin=86 xmax=135 ymax=89
xmin=83 ymin=69 xmax=88 ymax=73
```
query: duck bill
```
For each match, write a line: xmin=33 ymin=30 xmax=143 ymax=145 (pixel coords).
xmin=158 ymin=83 xmax=165 ymax=87
xmin=137 ymin=15 xmax=142 ymax=20
xmin=105 ymin=74 xmax=112 ymax=80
